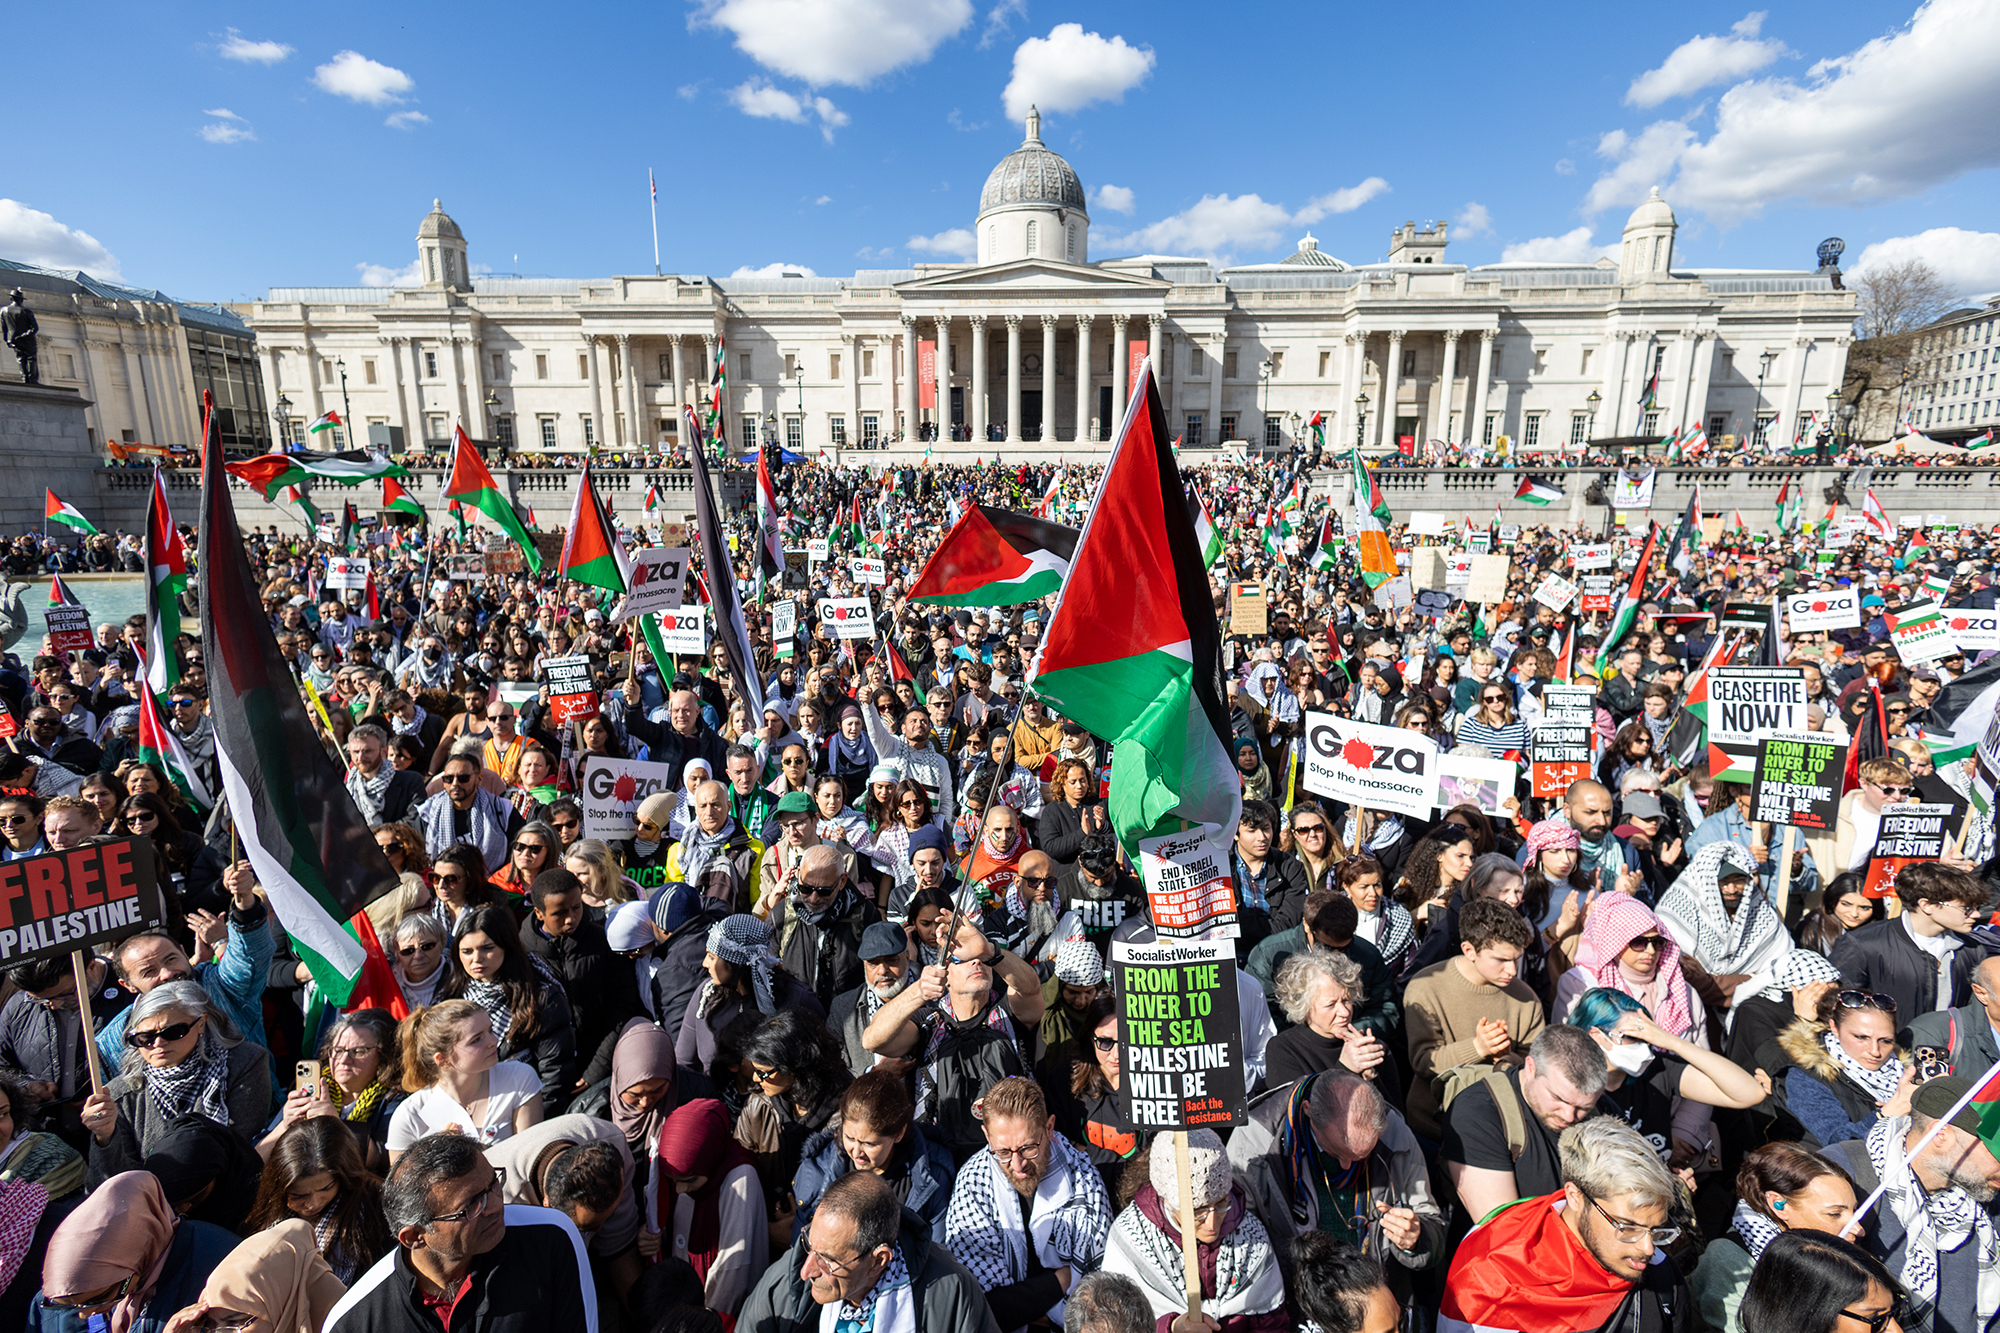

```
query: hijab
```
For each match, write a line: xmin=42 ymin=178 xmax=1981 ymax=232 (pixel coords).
xmin=653 ymin=1099 xmax=757 ymax=1284
xmin=1575 ymin=891 xmax=1694 ymax=1039
xmin=197 ymin=1219 xmax=347 ymax=1333
xmin=609 ymin=1018 xmax=680 ymax=1146
xmin=143 ymin=1118 xmax=263 ymax=1234
xmin=832 ymin=705 xmax=877 ymax=772
xmin=41 ymin=1171 xmax=177 ymax=1333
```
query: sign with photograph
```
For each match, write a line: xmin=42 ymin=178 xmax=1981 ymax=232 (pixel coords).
xmin=1436 ymin=752 xmax=1517 ymax=817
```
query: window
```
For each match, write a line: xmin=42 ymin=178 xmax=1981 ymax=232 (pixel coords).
xmin=1570 ymin=413 xmax=1591 ymax=447
xmin=829 ymin=352 xmax=842 ymax=380
xmin=1483 ymin=413 xmax=1498 ymax=447
xmin=785 ymin=415 xmax=803 ymax=450
xmin=1402 ymin=349 xmax=1417 ymax=377
xmin=1189 ymin=346 xmax=1205 ymax=376
xmin=57 ymin=353 xmax=73 ymax=378
xmin=1220 ymin=413 xmax=1237 ymax=440
xmin=578 ymin=353 xmax=590 ymax=379
xmin=363 ymin=359 xmax=378 ymax=385
xmin=539 ymin=417 xmax=558 ymax=449
xmin=496 ymin=415 xmax=515 ymax=447
xmin=1264 ymin=416 xmax=1282 ymax=448
xmin=1642 ymin=410 xmax=1660 ymax=436
xmin=1721 ymin=352 xmax=1734 ymax=377
xmin=862 ymin=413 xmax=880 ymax=443
xmin=424 ymin=350 xmax=438 ymax=378
xmin=1066 ymin=225 xmax=1076 ymax=261
xmin=744 ymin=414 xmax=762 ymax=448
xmin=491 ymin=352 xmax=504 ymax=380
xmin=830 ymin=415 xmax=847 ymax=446
xmin=1580 ymin=347 xmax=1594 ymax=375
xmin=659 ymin=352 xmax=674 ymax=379
xmin=1530 ymin=347 xmax=1548 ymax=375
xmin=783 ymin=352 xmax=797 ymax=379
xmin=1223 ymin=350 xmax=1238 ymax=379
xmin=536 ymin=353 xmax=549 ymax=380
xmin=1319 ymin=351 xmax=1331 ymax=378
xmin=987 ymin=225 xmax=995 ymax=256
xmin=1185 ymin=414 xmax=1204 ymax=446
xmin=327 ymin=426 xmax=347 ymax=449
xmin=1709 ymin=413 xmax=1728 ymax=439
xmin=321 ymin=358 xmax=333 ymax=384
xmin=739 ymin=353 xmax=752 ymax=380
xmin=862 ymin=347 xmax=875 ymax=377
xmin=583 ymin=416 xmax=597 ymax=449
xmin=1026 ymin=220 xmax=1038 ymax=255
xmin=426 ymin=413 xmax=446 ymax=441
xmin=1270 ymin=350 xmax=1285 ymax=377
xmin=1753 ymin=412 xmax=1777 ymax=447
xmin=1523 ymin=413 xmax=1543 ymax=449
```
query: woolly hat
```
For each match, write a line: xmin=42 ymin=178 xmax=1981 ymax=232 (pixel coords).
xmin=1150 ymin=1128 xmax=1231 ymax=1213
xmin=1054 ymin=939 xmax=1104 ymax=987
xmin=868 ymin=761 xmax=905 ymax=786
xmin=607 ymin=899 xmax=654 ymax=951
xmin=636 ymin=792 xmax=678 ymax=828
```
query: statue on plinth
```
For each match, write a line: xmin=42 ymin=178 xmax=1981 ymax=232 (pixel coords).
xmin=1 ymin=290 xmax=38 ymax=385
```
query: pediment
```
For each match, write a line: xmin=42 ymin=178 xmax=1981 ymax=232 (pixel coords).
xmin=897 ymin=259 xmax=1169 ymax=296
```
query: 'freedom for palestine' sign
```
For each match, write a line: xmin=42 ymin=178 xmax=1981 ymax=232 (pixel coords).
xmin=1111 ymin=937 xmax=1246 ymax=1131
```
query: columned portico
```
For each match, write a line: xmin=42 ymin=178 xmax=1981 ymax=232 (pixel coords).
xmin=1005 ymin=315 xmax=1022 ymax=445
xmin=1438 ymin=331 xmax=1460 ymax=443
xmin=1471 ymin=331 xmax=1495 ymax=446
xmin=1040 ymin=315 xmax=1057 ymax=442
xmin=1074 ymin=315 xmax=1094 ymax=444
xmin=900 ymin=317 xmax=917 ymax=440
xmin=934 ymin=316 xmax=951 ymax=438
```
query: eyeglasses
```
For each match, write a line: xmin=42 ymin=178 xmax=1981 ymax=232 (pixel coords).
xmin=329 ymin=1043 xmax=380 ymax=1062
xmin=1836 ymin=989 xmax=1897 ymax=1013
xmin=1583 ymin=1192 xmax=1681 ymax=1247
xmin=125 ymin=809 xmax=156 ymax=823
xmin=427 ymin=1168 xmax=508 ymax=1225
xmin=487 ymin=711 xmax=515 ymax=721
xmin=782 ymin=755 xmax=809 ymax=766
xmin=899 ymin=797 xmax=925 ymax=809
xmin=1092 ymin=1036 xmax=1118 ymax=1052
xmin=1018 ymin=875 xmax=1056 ymax=889
xmin=169 ymin=699 xmax=200 ymax=710
xmin=436 ymin=871 xmax=464 ymax=886
xmin=1866 ymin=782 xmax=1914 ymax=795
xmin=399 ymin=940 xmax=440 ymax=957
xmin=1481 ymin=693 xmax=1508 ymax=704
xmin=805 ymin=1246 xmax=865 ymax=1277
xmin=128 ymin=1018 xmax=199 ymax=1049
xmin=1837 ymin=1299 xmax=1905 ymax=1333
xmin=0 ymin=815 xmax=30 ymax=828
xmin=43 ymin=1276 xmax=134 ymax=1312
xmin=989 ymin=1137 xmax=1047 ymax=1164
xmin=1627 ymin=935 xmax=1667 ymax=952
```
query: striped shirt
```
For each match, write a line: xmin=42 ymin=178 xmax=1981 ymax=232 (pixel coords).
xmin=1455 ymin=715 xmax=1530 ymax=755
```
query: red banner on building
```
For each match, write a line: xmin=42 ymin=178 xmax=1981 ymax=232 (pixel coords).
xmin=1128 ymin=340 xmax=1147 ymax=395
xmin=918 ymin=340 xmax=937 ymax=410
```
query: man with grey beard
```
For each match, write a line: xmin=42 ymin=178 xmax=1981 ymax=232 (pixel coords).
xmin=1055 ymin=832 xmax=1146 ymax=958
xmin=828 ymin=922 xmax=917 ymax=1078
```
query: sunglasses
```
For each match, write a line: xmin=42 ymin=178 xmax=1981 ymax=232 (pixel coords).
xmin=128 ymin=1018 xmax=200 ymax=1049
xmin=440 ymin=773 xmax=476 ymax=785
xmin=1092 ymin=1036 xmax=1118 ymax=1052
xmin=1867 ymin=782 xmax=1914 ymax=795
xmin=1626 ymin=935 xmax=1668 ymax=951
xmin=512 ymin=841 xmax=548 ymax=854
xmin=1838 ymin=1301 xmax=1905 ymax=1333
xmin=377 ymin=841 xmax=403 ymax=855
xmin=799 ymin=880 xmax=840 ymax=897
xmin=1293 ymin=822 xmax=1327 ymax=836
xmin=551 ymin=818 xmax=580 ymax=831
xmin=1836 ymin=989 xmax=1897 ymax=1013
xmin=399 ymin=940 xmax=440 ymax=957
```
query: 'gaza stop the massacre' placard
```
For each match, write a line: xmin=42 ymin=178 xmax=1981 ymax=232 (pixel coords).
xmin=1111 ymin=938 xmax=1246 ymax=1131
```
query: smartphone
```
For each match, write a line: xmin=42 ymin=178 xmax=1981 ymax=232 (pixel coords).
xmin=296 ymin=1060 xmax=323 ymax=1092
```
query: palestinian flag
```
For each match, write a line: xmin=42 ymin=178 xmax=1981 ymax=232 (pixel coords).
xmin=444 ymin=423 xmax=543 ymax=573
xmin=1775 ymin=475 xmax=1801 ymax=533
xmin=644 ymin=481 xmax=663 ymax=513
xmin=1439 ymin=1193 xmax=1642 ymax=1333
xmin=284 ymin=485 xmax=321 ymax=529
xmin=1664 ymin=486 xmax=1701 ymax=577
xmin=1028 ymin=360 xmax=1239 ymax=859
xmin=446 ymin=497 xmax=467 ymax=538
xmin=1307 ymin=410 xmax=1325 ymax=451
xmin=1033 ymin=471 xmax=1062 ymax=521
xmin=1594 ymin=521 xmax=1658 ymax=676
xmin=337 ymin=501 xmax=360 ymax=552
xmin=1349 ymin=444 xmax=1396 ymax=587
xmin=47 ymin=574 xmax=81 ymax=609
xmin=382 ymin=475 xmax=425 ymax=521
xmin=1860 ymin=488 xmax=1893 ymax=539
xmin=1551 ymin=625 xmax=1575 ymax=680
xmin=1925 ymin=574 xmax=1952 ymax=598
xmin=1664 ymin=427 xmax=1686 ymax=463
xmin=144 ymin=467 xmax=188 ymax=698
xmin=226 ymin=450 xmax=408 ymax=501
xmin=197 ymin=395 xmax=398 ymax=1005
xmin=686 ymin=404 xmax=762 ymax=713
xmin=1190 ymin=488 xmax=1224 ymax=569
xmin=44 ymin=490 xmax=97 ymax=535
xmin=1515 ymin=477 xmax=1562 ymax=506
xmin=1637 ymin=366 xmax=1659 ymax=411
xmin=1924 ymin=653 xmax=2000 ymax=767
xmin=1308 ymin=516 xmax=1338 ymax=571
xmin=886 ymin=640 xmax=927 ymax=704
xmin=907 ymin=506 xmax=1077 ymax=607
xmin=560 ymin=462 xmax=628 ymax=594
xmin=134 ymin=672 xmax=212 ymax=811
xmin=1968 ymin=428 xmax=1997 ymax=452
xmin=755 ymin=446 xmax=783 ymax=579
xmin=307 ymin=410 xmax=343 ymax=436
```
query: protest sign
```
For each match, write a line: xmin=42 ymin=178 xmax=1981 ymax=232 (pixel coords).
xmin=1705 ymin=667 xmax=1807 ymax=782
xmin=1301 ymin=713 xmax=1439 ymax=818
xmin=1885 ymin=601 xmax=1957 ymax=665
xmin=1749 ymin=731 xmax=1842 ymax=831
xmin=1413 ymin=589 xmax=1459 ymax=619
xmin=1898 ymin=515 xmax=1923 ymax=530
xmin=817 ymin=597 xmax=876 ymax=640
xmin=1612 ymin=467 xmax=1656 ymax=509
xmin=1541 ymin=684 xmax=1597 ymax=725
xmin=1498 ymin=524 xmax=1521 ymax=546
xmin=1529 ymin=723 xmax=1592 ymax=797
xmin=772 ymin=599 xmax=797 ymax=657
xmin=1862 ymin=803 xmax=1952 ymax=898
xmin=0 ymin=837 xmax=163 ymax=966
xmin=653 ymin=607 xmax=707 ymax=655
xmin=1571 ymin=543 xmax=1614 ymax=571
xmin=1446 ymin=554 xmax=1472 ymax=586
xmin=1945 ymin=609 xmax=2000 ymax=651
xmin=1409 ymin=548 xmax=1446 ymax=591
xmin=1135 ymin=823 xmax=1239 ymax=939
xmin=1465 ymin=554 xmax=1510 ymax=604
xmin=544 ymin=653 xmax=596 ymax=723
xmin=44 ymin=603 xmax=93 ymax=654
xmin=1371 ymin=577 xmax=1412 ymax=611
xmin=1721 ymin=601 xmax=1772 ymax=632
xmin=849 ymin=557 xmax=886 ymax=586
xmin=578 ymin=756 xmax=683 ymax=841
xmin=446 ymin=553 xmax=485 ymax=581
xmin=483 ymin=542 xmax=525 ymax=575
xmin=1436 ymin=752 xmax=1517 ymax=817
xmin=325 ymin=557 xmax=370 ymax=591
xmin=496 ymin=681 xmax=538 ymax=706
xmin=1468 ymin=530 xmax=1492 ymax=555
xmin=617 ymin=548 xmax=689 ymax=620
xmin=1110 ymin=937 xmax=1246 ymax=1131
xmin=805 ymin=538 xmax=830 ymax=561
xmin=1407 ymin=511 xmax=1448 ymax=537
xmin=657 ymin=521 xmax=689 ymax=547
xmin=1533 ymin=574 xmax=1579 ymax=613
xmin=1785 ymin=589 xmax=1860 ymax=632
xmin=1227 ymin=583 xmax=1268 ymax=636
xmin=1579 ymin=575 xmax=1615 ymax=613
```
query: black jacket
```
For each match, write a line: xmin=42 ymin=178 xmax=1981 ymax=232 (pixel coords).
xmin=1828 ymin=917 xmax=1985 ymax=1031
xmin=739 ymin=1208 xmax=1000 ymax=1333
xmin=325 ymin=1206 xmax=591 ymax=1333
xmin=519 ymin=914 xmax=641 ymax=1085
xmin=652 ymin=899 xmax=734 ymax=1048
xmin=770 ymin=887 xmax=882 ymax=1010
xmin=624 ymin=712 xmax=729 ymax=777
xmin=373 ymin=768 xmax=431 ymax=825
xmin=1037 ymin=799 xmax=1094 ymax=866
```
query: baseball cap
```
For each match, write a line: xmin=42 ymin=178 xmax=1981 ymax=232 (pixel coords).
xmin=1911 ymin=1076 xmax=1986 ymax=1136
xmin=1620 ymin=792 xmax=1666 ymax=822
xmin=858 ymin=922 xmax=908 ymax=960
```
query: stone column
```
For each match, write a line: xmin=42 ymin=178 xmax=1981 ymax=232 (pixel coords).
xmin=583 ymin=335 xmax=604 ymax=450
xmin=406 ymin=339 xmax=430 ymax=441
xmin=122 ymin=343 xmax=157 ymax=444
xmin=1674 ymin=332 xmax=1703 ymax=433
xmin=968 ymin=316 xmax=988 ymax=444
xmin=620 ymin=333 xmax=641 ymax=448
xmin=1165 ymin=325 xmax=1180 ymax=426
xmin=301 ymin=335 xmax=325 ymax=421
xmin=466 ymin=336 xmax=488 ymax=441
xmin=1782 ymin=337 xmax=1814 ymax=447
xmin=900 ymin=317 xmax=917 ymax=441
xmin=1438 ymin=331 xmax=1461 ymax=443
xmin=934 ymin=316 xmax=952 ymax=441
xmin=448 ymin=335 xmax=472 ymax=434
xmin=1603 ymin=332 xmax=1634 ymax=437
xmin=1110 ymin=315 xmax=1129 ymax=422
xmin=1340 ymin=333 xmax=1363 ymax=449
xmin=1074 ymin=314 xmax=1094 ymax=445
xmin=1686 ymin=333 xmax=1716 ymax=436
xmin=1005 ymin=315 xmax=1023 ymax=445
xmin=1040 ymin=314 xmax=1058 ymax=443
xmin=844 ymin=333 xmax=860 ymax=450
xmin=1472 ymin=331 xmax=1495 ymax=449
xmin=1211 ymin=332 xmax=1227 ymax=437
xmin=259 ymin=345 xmax=284 ymax=441
xmin=1148 ymin=315 xmax=1163 ymax=396
xmin=1377 ymin=330 xmax=1404 ymax=451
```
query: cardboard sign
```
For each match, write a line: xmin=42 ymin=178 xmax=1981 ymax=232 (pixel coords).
xmin=1749 ymin=731 xmax=1842 ymax=831
xmin=817 ymin=597 xmax=876 ymax=640
xmin=1541 ymin=684 xmax=1597 ymax=725
xmin=1413 ymin=589 xmax=1459 ymax=619
xmin=657 ymin=521 xmax=690 ymax=547
xmin=1407 ymin=511 xmax=1449 ymax=538
xmin=1135 ymin=823 xmax=1239 ymax=939
xmin=1571 ymin=543 xmax=1614 ymax=571
xmin=1446 ymin=554 xmax=1472 ymax=586
xmin=315 ymin=515 xmax=339 ymax=545
xmin=1706 ymin=666 xmax=1808 ymax=782
xmin=1721 ymin=601 xmax=1772 ymax=632
xmin=544 ymin=653 xmax=596 ymax=723
xmin=1228 ymin=584 xmax=1268 ymax=636
xmin=1785 ymin=589 xmax=1861 ymax=632
xmin=44 ymin=604 xmax=93 ymax=655
xmin=805 ymin=538 xmax=830 ymax=561
xmin=1436 ymin=752 xmax=1518 ymax=817
xmin=1469 ymin=531 xmax=1492 ymax=555
xmin=1110 ymin=937 xmax=1246 ymax=1130
xmin=1533 ymin=574 xmax=1580 ymax=613
xmin=1529 ymin=723 xmax=1592 ymax=797
xmin=652 ymin=607 xmax=708 ymax=656
xmin=618 ymin=548 xmax=690 ymax=620
xmin=1945 ymin=609 xmax=2000 ymax=651
xmin=1371 ymin=577 xmax=1412 ymax=611
xmin=578 ymin=756 xmax=684 ymax=842
xmin=1465 ymin=554 xmax=1511 ymax=604
xmin=849 ymin=557 xmax=887 ymax=586
xmin=1862 ymin=803 xmax=1953 ymax=898
xmin=0 ymin=837 xmax=164 ymax=966
xmin=1409 ymin=548 xmax=1446 ymax=592
xmin=446 ymin=553 xmax=486 ymax=581
xmin=1580 ymin=575 xmax=1615 ymax=613
xmin=1887 ymin=601 xmax=1958 ymax=664
xmin=483 ymin=543 xmax=525 ymax=575
xmin=1300 ymin=712 xmax=1440 ymax=818
xmin=325 ymin=557 xmax=370 ymax=591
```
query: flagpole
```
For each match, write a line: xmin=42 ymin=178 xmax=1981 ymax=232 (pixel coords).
xmin=649 ymin=168 xmax=661 ymax=277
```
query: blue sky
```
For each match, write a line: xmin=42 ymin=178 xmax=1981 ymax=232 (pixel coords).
xmin=7 ymin=0 xmax=2000 ymax=303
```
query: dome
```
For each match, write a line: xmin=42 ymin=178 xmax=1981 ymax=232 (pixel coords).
xmin=1624 ymin=186 xmax=1676 ymax=232
xmin=418 ymin=199 xmax=464 ymax=241
xmin=1279 ymin=233 xmax=1350 ymax=270
xmin=978 ymin=108 xmax=1087 ymax=217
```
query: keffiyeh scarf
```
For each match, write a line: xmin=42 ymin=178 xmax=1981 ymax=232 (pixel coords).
xmin=943 ymin=1132 xmax=1109 ymax=1331
xmin=677 ymin=817 xmax=740 ymax=888
xmin=146 ymin=1026 xmax=234 ymax=1127
xmin=417 ymin=786 xmax=512 ymax=872
xmin=820 ymin=1244 xmax=915 ymax=1333
xmin=1864 ymin=1115 xmax=2000 ymax=1330
xmin=1822 ymin=1030 xmax=1905 ymax=1103
xmin=1763 ymin=949 xmax=1841 ymax=1002
xmin=1656 ymin=842 xmax=1782 ymax=974
xmin=346 ymin=764 xmax=395 ymax=826
xmin=699 ymin=915 xmax=777 ymax=1017
xmin=389 ymin=703 xmax=431 ymax=737
xmin=1730 ymin=1198 xmax=1785 ymax=1261
xmin=1105 ymin=1185 xmax=1285 ymax=1324
xmin=463 ymin=979 xmax=515 ymax=1045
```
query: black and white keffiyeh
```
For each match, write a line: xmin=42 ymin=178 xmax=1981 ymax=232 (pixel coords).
xmin=943 ymin=1132 xmax=1109 ymax=1331
xmin=145 ymin=1025 xmax=234 ymax=1127
xmin=1762 ymin=948 xmax=1841 ymax=1002
xmin=677 ymin=817 xmax=740 ymax=888
xmin=1730 ymin=1198 xmax=1785 ymax=1261
xmin=699 ymin=914 xmax=777 ymax=1016
xmin=1821 ymin=1030 xmax=1905 ymax=1104
xmin=462 ymin=978 xmax=514 ymax=1045
xmin=346 ymin=764 xmax=395 ymax=826
xmin=1101 ymin=1189 xmax=1285 ymax=1325
xmin=1656 ymin=842 xmax=1785 ymax=975
xmin=1863 ymin=1115 xmax=2000 ymax=1329
xmin=416 ymin=786 xmax=513 ymax=872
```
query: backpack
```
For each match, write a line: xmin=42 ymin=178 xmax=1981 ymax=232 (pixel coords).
xmin=1437 ymin=1065 xmax=1528 ymax=1162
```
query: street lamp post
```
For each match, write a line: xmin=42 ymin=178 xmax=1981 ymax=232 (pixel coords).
xmin=1259 ymin=358 xmax=1273 ymax=452
xmin=334 ymin=357 xmax=355 ymax=451
xmin=273 ymin=392 xmax=292 ymax=450
xmin=1754 ymin=350 xmax=1777 ymax=449
xmin=1838 ymin=402 xmax=1857 ymax=455
xmin=1586 ymin=390 xmax=1602 ymax=457
xmin=1289 ymin=411 xmax=1302 ymax=467
xmin=793 ymin=365 xmax=806 ymax=454
xmin=1821 ymin=390 xmax=1841 ymax=463
xmin=1354 ymin=392 xmax=1369 ymax=454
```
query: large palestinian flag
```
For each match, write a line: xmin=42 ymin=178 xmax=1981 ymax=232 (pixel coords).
xmin=226 ymin=450 xmax=408 ymax=501
xmin=197 ymin=400 xmax=399 ymax=1006
xmin=45 ymin=490 xmax=97 ymax=535
xmin=1028 ymin=360 xmax=1238 ymax=857
xmin=907 ymin=506 xmax=1079 ymax=607
xmin=559 ymin=462 xmax=628 ymax=593
xmin=444 ymin=424 xmax=543 ymax=573
xmin=144 ymin=467 xmax=188 ymax=698
xmin=1439 ymin=1193 xmax=1641 ymax=1333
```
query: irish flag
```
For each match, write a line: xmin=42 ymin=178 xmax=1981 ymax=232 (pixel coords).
xmin=144 ymin=467 xmax=188 ymax=697
xmin=226 ymin=450 xmax=408 ymax=501
xmin=1028 ymin=359 xmax=1239 ymax=858
xmin=382 ymin=474 xmax=425 ymax=521
xmin=1594 ymin=521 xmax=1659 ymax=676
xmin=1348 ymin=444 xmax=1395 ymax=587
xmin=444 ymin=423 xmax=543 ymax=573
xmin=908 ymin=506 xmax=1077 ymax=607
xmin=1440 ymin=1193 xmax=1644 ymax=1333
xmin=1515 ymin=477 xmax=1563 ymax=506
xmin=307 ymin=410 xmax=343 ymax=436
xmin=45 ymin=490 xmax=97 ymax=535
xmin=1190 ymin=487 xmax=1223 ymax=569
xmin=559 ymin=462 xmax=628 ymax=594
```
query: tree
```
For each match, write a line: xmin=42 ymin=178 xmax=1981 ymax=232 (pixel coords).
xmin=1841 ymin=258 xmax=1964 ymax=441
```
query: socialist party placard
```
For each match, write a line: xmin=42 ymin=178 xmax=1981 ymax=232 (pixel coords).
xmin=1749 ymin=731 xmax=1841 ymax=831
xmin=0 ymin=837 xmax=164 ymax=965
xmin=1111 ymin=937 xmax=1246 ymax=1131
xmin=1862 ymin=803 xmax=1952 ymax=898
xmin=1136 ymin=823 xmax=1239 ymax=939
xmin=1300 ymin=712 xmax=1439 ymax=818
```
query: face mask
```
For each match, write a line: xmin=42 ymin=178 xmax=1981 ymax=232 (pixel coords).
xmin=423 ymin=649 xmax=441 ymax=663
xmin=1605 ymin=1039 xmax=1653 ymax=1077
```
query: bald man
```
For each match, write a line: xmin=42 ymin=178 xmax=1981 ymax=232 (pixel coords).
xmin=1516 ymin=779 xmax=1644 ymax=899
xmin=624 ymin=684 xmax=729 ymax=776
xmin=770 ymin=843 xmax=884 ymax=1008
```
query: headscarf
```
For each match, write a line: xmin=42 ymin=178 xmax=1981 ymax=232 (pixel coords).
xmin=1246 ymin=663 xmax=1300 ymax=726
xmin=1762 ymin=948 xmax=1841 ymax=1002
xmin=833 ymin=704 xmax=877 ymax=771
xmin=1524 ymin=819 xmax=1581 ymax=858
xmin=0 ymin=1176 xmax=47 ymax=1295
xmin=41 ymin=1171 xmax=177 ymax=1333
xmin=700 ymin=914 xmax=778 ymax=1016
xmin=197 ymin=1219 xmax=347 ymax=1333
xmin=145 ymin=1021 xmax=235 ymax=1128
xmin=1576 ymin=891 xmax=1694 ymax=1039
xmin=653 ymin=1099 xmax=757 ymax=1285
xmin=143 ymin=1118 xmax=262 ymax=1233
xmin=609 ymin=1018 xmax=680 ymax=1145
xmin=1656 ymin=841 xmax=1785 ymax=975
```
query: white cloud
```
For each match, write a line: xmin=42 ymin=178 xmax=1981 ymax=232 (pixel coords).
xmin=355 ymin=260 xmax=422 ymax=288
xmin=981 ymin=0 xmax=1026 ymax=48
xmin=729 ymin=262 xmax=819 ymax=278
xmin=1589 ymin=0 xmax=2000 ymax=225
xmin=1500 ymin=227 xmax=1620 ymax=264
xmin=908 ymin=228 xmax=977 ymax=258
xmin=312 ymin=51 xmax=415 ymax=106
xmin=1584 ymin=118 xmax=1697 ymax=214
xmin=1555 ymin=158 xmax=1576 ymax=176
xmin=815 ymin=194 xmax=834 ymax=205
xmin=677 ymin=83 xmax=701 ymax=100
xmin=1854 ymin=228 xmax=2000 ymax=301
xmin=1455 ymin=202 xmax=1493 ymax=239
xmin=199 ymin=108 xmax=255 ymax=144
xmin=1296 ymin=177 xmax=1391 ymax=220
xmin=1002 ymin=24 xmax=1154 ymax=121
xmin=693 ymin=0 xmax=972 ymax=86
xmin=386 ymin=110 xmax=430 ymax=130
xmin=0 ymin=200 xmax=121 ymax=278
xmin=1093 ymin=183 xmax=1135 ymax=215
xmin=727 ymin=80 xmax=848 ymax=139
xmin=1626 ymin=12 xmax=1788 ymax=108
xmin=217 ymin=28 xmax=292 ymax=63
xmin=1101 ymin=177 xmax=1391 ymax=261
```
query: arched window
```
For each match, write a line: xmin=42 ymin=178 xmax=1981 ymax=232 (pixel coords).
xmin=1067 ymin=224 xmax=1076 ymax=260
xmin=1026 ymin=220 xmax=1038 ymax=256
xmin=987 ymin=225 xmax=996 ymax=258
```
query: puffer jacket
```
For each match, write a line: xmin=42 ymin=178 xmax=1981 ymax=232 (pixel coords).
xmin=1774 ymin=1019 xmax=1906 ymax=1149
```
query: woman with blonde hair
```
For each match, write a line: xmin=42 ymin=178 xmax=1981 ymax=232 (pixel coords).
xmin=564 ymin=838 xmax=640 ymax=910
xmin=384 ymin=1000 xmax=544 ymax=1164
